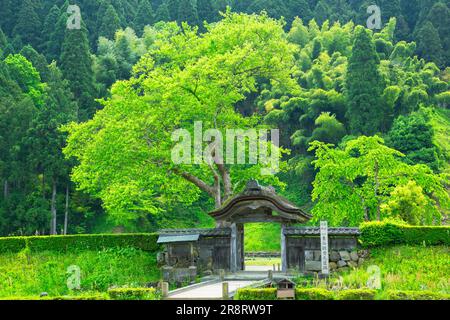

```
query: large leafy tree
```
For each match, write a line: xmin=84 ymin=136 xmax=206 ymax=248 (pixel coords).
xmin=64 ymin=13 xmax=298 ymax=224
xmin=309 ymin=136 xmax=449 ymax=226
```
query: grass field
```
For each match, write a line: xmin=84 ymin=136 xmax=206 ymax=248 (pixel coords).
xmin=298 ymin=245 xmax=449 ymax=296
xmin=0 ymin=248 xmax=160 ymax=298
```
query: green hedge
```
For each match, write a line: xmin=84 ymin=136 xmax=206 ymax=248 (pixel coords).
xmin=0 ymin=233 xmax=160 ymax=254
xmin=387 ymin=290 xmax=450 ymax=300
xmin=108 ymin=287 xmax=159 ymax=300
xmin=234 ymin=288 xmax=277 ymax=300
xmin=360 ymin=221 xmax=450 ymax=247
xmin=295 ymin=288 xmax=334 ymax=300
xmin=337 ymin=289 xmax=377 ymax=300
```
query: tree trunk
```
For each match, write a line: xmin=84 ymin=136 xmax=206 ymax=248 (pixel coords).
xmin=42 ymin=172 xmax=45 ymax=199
xmin=3 ymin=179 xmax=8 ymax=199
xmin=50 ymin=178 xmax=57 ymax=235
xmin=374 ymin=160 xmax=381 ymax=221
xmin=64 ymin=184 xmax=69 ymax=235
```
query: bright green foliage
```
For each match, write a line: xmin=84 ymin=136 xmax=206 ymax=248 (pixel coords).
xmin=309 ymin=136 xmax=449 ymax=226
xmin=381 ymin=181 xmax=428 ymax=225
xmin=359 ymin=220 xmax=450 ymax=247
xmin=387 ymin=290 xmax=450 ymax=300
xmin=336 ymin=289 xmax=376 ymax=300
xmin=0 ymin=247 xmax=160 ymax=297
xmin=234 ymin=288 xmax=277 ymax=300
xmin=295 ymin=288 xmax=334 ymax=300
xmin=108 ymin=287 xmax=159 ymax=300
xmin=0 ymin=233 xmax=160 ymax=254
xmin=345 ymin=26 xmax=386 ymax=135
xmin=64 ymin=12 xmax=295 ymax=223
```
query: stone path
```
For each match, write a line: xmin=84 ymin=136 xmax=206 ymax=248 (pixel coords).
xmin=167 ymin=280 xmax=256 ymax=300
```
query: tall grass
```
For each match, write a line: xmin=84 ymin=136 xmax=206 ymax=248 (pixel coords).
xmin=0 ymin=247 xmax=160 ymax=298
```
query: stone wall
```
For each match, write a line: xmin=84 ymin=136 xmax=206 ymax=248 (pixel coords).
xmin=304 ymin=249 xmax=369 ymax=273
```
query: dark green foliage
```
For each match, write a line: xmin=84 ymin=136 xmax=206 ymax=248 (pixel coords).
xmin=134 ymin=0 xmax=154 ymax=35
xmin=359 ymin=221 xmax=450 ymax=247
xmin=155 ymin=2 xmax=171 ymax=22
xmin=296 ymin=288 xmax=334 ymax=300
xmin=99 ymin=4 xmax=122 ymax=40
xmin=0 ymin=233 xmax=160 ymax=254
xmin=345 ymin=26 xmax=387 ymax=135
xmin=387 ymin=290 xmax=450 ymax=300
xmin=234 ymin=288 xmax=277 ymax=300
xmin=108 ymin=287 xmax=159 ymax=300
xmin=336 ymin=289 xmax=377 ymax=300
xmin=177 ymin=0 xmax=199 ymax=25
xmin=425 ymin=2 xmax=450 ymax=67
xmin=60 ymin=23 xmax=97 ymax=121
xmin=386 ymin=111 xmax=440 ymax=171
xmin=313 ymin=0 xmax=329 ymax=26
xmin=416 ymin=22 xmax=444 ymax=68
xmin=12 ymin=0 xmax=42 ymax=50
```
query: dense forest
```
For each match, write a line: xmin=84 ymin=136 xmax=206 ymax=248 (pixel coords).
xmin=0 ymin=0 xmax=449 ymax=235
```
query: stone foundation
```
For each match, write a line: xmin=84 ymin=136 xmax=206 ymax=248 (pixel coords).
xmin=305 ymin=249 xmax=369 ymax=273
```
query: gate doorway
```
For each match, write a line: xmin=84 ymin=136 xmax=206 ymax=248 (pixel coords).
xmin=244 ymin=223 xmax=281 ymax=272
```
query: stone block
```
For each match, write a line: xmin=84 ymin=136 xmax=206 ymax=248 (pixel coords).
xmin=305 ymin=250 xmax=314 ymax=261
xmin=329 ymin=262 xmax=337 ymax=270
xmin=337 ymin=260 xmax=347 ymax=268
xmin=350 ymin=251 xmax=359 ymax=262
xmin=329 ymin=251 xmax=340 ymax=262
xmin=339 ymin=250 xmax=351 ymax=261
xmin=305 ymin=261 xmax=322 ymax=272
xmin=313 ymin=250 xmax=322 ymax=261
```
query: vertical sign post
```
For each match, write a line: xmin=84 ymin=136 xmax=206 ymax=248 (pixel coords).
xmin=320 ymin=221 xmax=329 ymax=275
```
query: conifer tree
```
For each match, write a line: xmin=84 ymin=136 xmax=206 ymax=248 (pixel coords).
xmin=60 ymin=22 xmax=96 ymax=121
xmin=345 ymin=26 xmax=386 ymax=135
xmin=99 ymin=4 xmax=122 ymax=40
xmin=178 ymin=0 xmax=199 ymax=26
xmin=416 ymin=21 xmax=444 ymax=68
xmin=155 ymin=2 xmax=171 ymax=22
xmin=12 ymin=0 xmax=42 ymax=50
xmin=134 ymin=0 xmax=154 ymax=36
xmin=42 ymin=5 xmax=62 ymax=59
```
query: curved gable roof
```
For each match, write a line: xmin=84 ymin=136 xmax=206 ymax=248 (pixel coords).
xmin=209 ymin=180 xmax=312 ymax=223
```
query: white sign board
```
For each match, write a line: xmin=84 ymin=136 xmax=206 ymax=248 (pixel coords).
xmin=320 ymin=221 xmax=329 ymax=275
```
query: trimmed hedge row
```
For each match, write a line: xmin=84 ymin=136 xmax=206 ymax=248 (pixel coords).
xmin=0 ymin=233 xmax=160 ymax=254
xmin=295 ymin=288 xmax=335 ymax=300
xmin=359 ymin=221 xmax=450 ymax=247
xmin=234 ymin=288 xmax=277 ymax=300
xmin=236 ymin=288 xmax=450 ymax=300
xmin=108 ymin=288 xmax=159 ymax=300
xmin=234 ymin=288 xmax=376 ymax=300
xmin=387 ymin=290 xmax=450 ymax=300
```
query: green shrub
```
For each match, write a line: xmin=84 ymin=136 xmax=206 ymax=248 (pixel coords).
xmin=0 ymin=233 xmax=160 ymax=254
xmin=108 ymin=287 xmax=159 ymax=300
xmin=234 ymin=288 xmax=277 ymax=300
xmin=46 ymin=293 xmax=110 ymax=300
xmin=296 ymin=288 xmax=334 ymax=300
xmin=387 ymin=290 xmax=450 ymax=300
xmin=337 ymin=289 xmax=376 ymax=300
xmin=360 ymin=221 xmax=450 ymax=247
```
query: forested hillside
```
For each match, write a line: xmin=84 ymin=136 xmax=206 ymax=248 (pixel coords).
xmin=0 ymin=1 xmax=448 ymax=236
